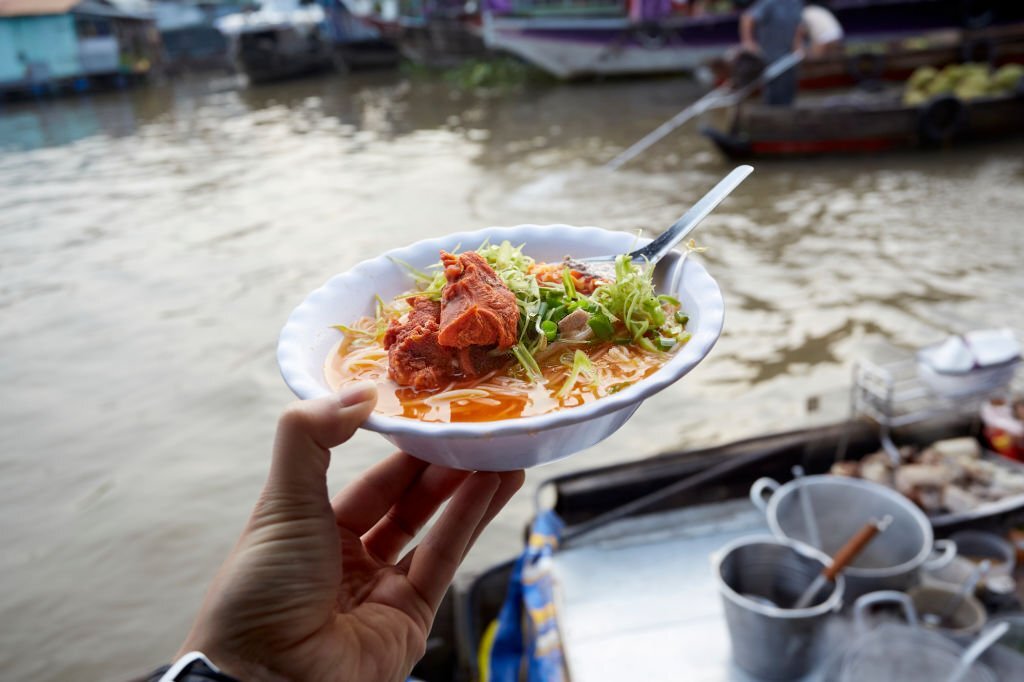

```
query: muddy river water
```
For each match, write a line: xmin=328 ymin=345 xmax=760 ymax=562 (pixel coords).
xmin=1 ymin=71 xmax=1023 ymax=679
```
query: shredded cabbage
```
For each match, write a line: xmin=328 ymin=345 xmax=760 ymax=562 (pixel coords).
xmin=383 ymin=242 xmax=691 ymax=380
xmin=557 ymin=350 xmax=597 ymax=398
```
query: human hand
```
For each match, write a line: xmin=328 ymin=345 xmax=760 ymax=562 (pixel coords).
xmin=178 ymin=383 xmax=524 ymax=681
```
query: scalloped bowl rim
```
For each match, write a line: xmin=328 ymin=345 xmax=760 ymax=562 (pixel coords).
xmin=277 ymin=224 xmax=724 ymax=440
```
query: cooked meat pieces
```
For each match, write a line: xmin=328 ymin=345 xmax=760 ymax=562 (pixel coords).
xmin=557 ymin=308 xmax=593 ymax=341
xmin=831 ymin=436 xmax=1024 ymax=516
xmin=384 ymin=297 xmax=457 ymax=391
xmin=387 ymin=329 xmax=456 ymax=391
xmin=383 ymin=251 xmax=521 ymax=390
xmin=529 ymin=262 xmax=604 ymax=295
xmin=456 ymin=346 xmax=506 ymax=379
xmin=438 ymin=251 xmax=519 ymax=349
xmin=384 ymin=294 xmax=509 ymax=390
xmin=384 ymin=296 xmax=441 ymax=348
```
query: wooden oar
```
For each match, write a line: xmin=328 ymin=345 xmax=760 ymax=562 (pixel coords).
xmin=604 ymin=51 xmax=804 ymax=172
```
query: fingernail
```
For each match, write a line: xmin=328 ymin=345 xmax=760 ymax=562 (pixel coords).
xmin=337 ymin=381 xmax=377 ymax=407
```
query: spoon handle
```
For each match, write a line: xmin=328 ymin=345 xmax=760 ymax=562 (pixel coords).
xmin=946 ymin=621 xmax=1010 ymax=682
xmin=938 ymin=559 xmax=990 ymax=620
xmin=824 ymin=516 xmax=888 ymax=581
xmin=630 ymin=165 xmax=754 ymax=265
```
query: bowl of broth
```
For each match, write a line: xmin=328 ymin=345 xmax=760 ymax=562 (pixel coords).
xmin=277 ymin=224 xmax=724 ymax=470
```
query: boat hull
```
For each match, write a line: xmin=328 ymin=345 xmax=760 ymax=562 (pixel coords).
xmin=453 ymin=416 xmax=1024 ymax=682
xmin=484 ymin=18 xmax=724 ymax=78
xmin=388 ymin=17 xmax=489 ymax=67
xmin=483 ymin=0 xmax=1024 ymax=80
xmin=703 ymin=90 xmax=1024 ymax=158
xmin=235 ymin=26 xmax=335 ymax=83
xmin=226 ymin=1 xmax=398 ymax=83
xmin=709 ymin=24 xmax=1024 ymax=91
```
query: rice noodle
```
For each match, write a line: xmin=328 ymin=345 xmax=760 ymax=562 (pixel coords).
xmin=324 ymin=334 xmax=673 ymax=423
xmin=339 ymin=347 xmax=388 ymax=374
xmin=425 ymin=389 xmax=492 ymax=405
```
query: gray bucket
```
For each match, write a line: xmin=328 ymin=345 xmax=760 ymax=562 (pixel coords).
xmin=713 ymin=535 xmax=844 ymax=680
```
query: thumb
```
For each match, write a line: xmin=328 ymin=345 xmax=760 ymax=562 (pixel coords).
xmin=267 ymin=382 xmax=378 ymax=498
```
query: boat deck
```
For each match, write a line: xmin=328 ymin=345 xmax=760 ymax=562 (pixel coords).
xmin=553 ymin=499 xmax=839 ymax=680
xmin=551 ymin=498 xmax=1024 ymax=680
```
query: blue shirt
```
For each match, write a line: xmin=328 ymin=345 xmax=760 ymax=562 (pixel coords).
xmin=747 ymin=0 xmax=803 ymax=61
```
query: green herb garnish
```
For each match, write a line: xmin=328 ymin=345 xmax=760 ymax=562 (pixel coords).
xmin=377 ymin=242 xmax=692 ymax=381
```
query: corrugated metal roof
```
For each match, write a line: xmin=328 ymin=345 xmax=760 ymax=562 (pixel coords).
xmin=75 ymin=0 xmax=153 ymax=19
xmin=0 ymin=0 xmax=153 ymax=19
xmin=0 ymin=0 xmax=79 ymax=17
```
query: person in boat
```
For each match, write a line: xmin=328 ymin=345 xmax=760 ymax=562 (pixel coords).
xmin=135 ymin=383 xmax=524 ymax=682
xmin=672 ymin=0 xmax=707 ymax=16
xmin=739 ymin=0 xmax=805 ymax=105
xmin=801 ymin=1 xmax=844 ymax=58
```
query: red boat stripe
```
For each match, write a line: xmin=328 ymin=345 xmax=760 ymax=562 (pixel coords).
xmin=750 ymin=137 xmax=902 ymax=155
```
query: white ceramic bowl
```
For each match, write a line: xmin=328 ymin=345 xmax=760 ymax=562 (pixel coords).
xmin=277 ymin=225 xmax=724 ymax=471
xmin=916 ymin=358 xmax=1019 ymax=399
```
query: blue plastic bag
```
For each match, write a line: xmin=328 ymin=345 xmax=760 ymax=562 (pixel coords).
xmin=483 ymin=510 xmax=566 ymax=682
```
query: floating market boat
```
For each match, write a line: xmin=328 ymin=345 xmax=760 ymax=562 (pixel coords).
xmin=410 ymin=353 xmax=1024 ymax=680
xmin=160 ymin=24 xmax=234 ymax=74
xmin=444 ymin=416 xmax=1024 ymax=681
xmin=701 ymin=86 xmax=1024 ymax=159
xmin=481 ymin=0 xmax=1024 ymax=80
xmin=217 ymin=0 xmax=396 ymax=83
xmin=154 ymin=0 xmax=253 ymax=74
xmin=368 ymin=0 xmax=490 ymax=68
xmin=707 ymin=23 xmax=1024 ymax=91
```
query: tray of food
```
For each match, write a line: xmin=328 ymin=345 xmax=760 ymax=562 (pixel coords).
xmin=831 ymin=436 xmax=1024 ymax=527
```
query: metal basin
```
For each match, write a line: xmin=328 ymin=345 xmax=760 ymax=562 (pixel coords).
xmin=750 ymin=475 xmax=956 ymax=601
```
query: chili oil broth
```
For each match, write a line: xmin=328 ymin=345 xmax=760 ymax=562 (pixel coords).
xmin=324 ymin=323 xmax=674 ymax=422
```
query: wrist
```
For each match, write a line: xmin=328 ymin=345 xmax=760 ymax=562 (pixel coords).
xmin=172 ymin=645 xmax=284 ymax=682
xmin=149 ymin=652 xmax=239 ymax=682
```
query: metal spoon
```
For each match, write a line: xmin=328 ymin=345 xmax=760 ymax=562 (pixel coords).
xmin=945 ymin=621 xmax=1010 ymax=682
xmin=792 ymin=465 xmax=822 ymax=551
xmin=568 ymin=165 xmax=753 ymax=280
xmin=793 ymin=515 xmax=893 ymax=609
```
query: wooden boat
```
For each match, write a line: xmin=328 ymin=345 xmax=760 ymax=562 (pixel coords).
xmin=706 ymin=23 xmax=1024 ymax=91
xmin=701 ymin=87 xmax=1024 ymax=159
xmin=219 ymin=0 xmax=396 ymax=84
xmin=161 ymin=25 xmax=234 ymax=74
xmin=408 ymin=414 xmax=1024 ymax=680
xmin=375 ymin=0 xmax=490 ymax=68
xmin=482 ymin=0 xmax=1024 ymax=80
xmin=349 ymin=0 xmax=490 ymax=68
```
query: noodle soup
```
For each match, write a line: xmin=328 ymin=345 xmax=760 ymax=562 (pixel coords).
xmin=325 ymin=335 xmax=672 ymax=422
xmin=324 ymin=241 xmax=691 ymax=423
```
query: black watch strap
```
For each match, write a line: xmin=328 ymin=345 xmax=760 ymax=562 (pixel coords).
xmin=145 ymin=654 xmax=241 ymax=682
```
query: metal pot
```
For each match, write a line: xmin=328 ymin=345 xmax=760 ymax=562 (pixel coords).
xmin=713 ymin=535 xmax=844 ymax=680
xmin=750 ymin=475 xmax=957 ymax=601
xmin=906 ymin=585 xmax=987 ymax=640
xmin=827 ymin=591 xmax=999 ymax=682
